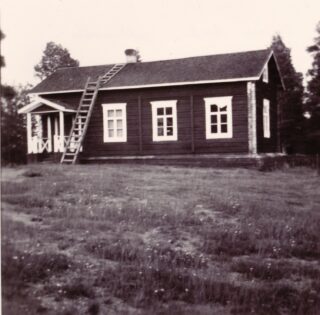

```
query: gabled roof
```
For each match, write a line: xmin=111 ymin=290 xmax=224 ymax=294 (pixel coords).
xmin=30 ymin=49 xmax=275 ymax=94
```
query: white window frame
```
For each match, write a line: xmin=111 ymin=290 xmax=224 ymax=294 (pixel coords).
xmin=151 ymin=100 xmax=178 ymax=142
xmin=204 ymin=96 xmax=233 ymax=139
xmin=102 ymin=103 xmax=127 ymax=143
xmin=262 ymin=65 xmax=269 ymax=83
xmin=263 ymin=99 xmax=270 ymax=138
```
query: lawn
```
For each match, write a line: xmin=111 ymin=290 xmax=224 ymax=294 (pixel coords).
xmin=1 ymin=164 xmax=320 ymax=315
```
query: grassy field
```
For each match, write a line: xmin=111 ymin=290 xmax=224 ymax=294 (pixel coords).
xmin=1 ymin=164 xmax=320 ymax=315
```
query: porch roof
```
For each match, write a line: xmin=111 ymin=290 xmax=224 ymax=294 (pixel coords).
xmin=18 ymin=96 xmax=77 ymax=114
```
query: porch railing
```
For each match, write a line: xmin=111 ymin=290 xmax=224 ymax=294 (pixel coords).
xmin=30 ymin=137 xmax=52 ymax=154
xmin=53 ymin=135 xmax=79 ymax=153
xmin=30 ymin=135 xmax=81 ymax=154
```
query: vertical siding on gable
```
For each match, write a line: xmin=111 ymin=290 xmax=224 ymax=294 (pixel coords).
xmin=256 ymin=57 xmax=280 ymax=153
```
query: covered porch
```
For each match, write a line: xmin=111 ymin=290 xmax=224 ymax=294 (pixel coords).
xmin=18 ymin=97 xmax=77 ymax=156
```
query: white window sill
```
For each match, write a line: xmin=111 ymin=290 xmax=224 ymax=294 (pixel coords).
xmin=206 ymin=134 xmax=232 ymax=139
xmin=103 ymin=138 xmax=127 ymax=143
xmin=153 ymin=136 xmax=178 ymax=142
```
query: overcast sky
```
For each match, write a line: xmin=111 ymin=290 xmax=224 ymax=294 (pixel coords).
xmin=1 ymin=0 xmax=319 ymax=87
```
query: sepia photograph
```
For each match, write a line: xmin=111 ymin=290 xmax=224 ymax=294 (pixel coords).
xmin=1 ymin=0 xmax=320 ymax=314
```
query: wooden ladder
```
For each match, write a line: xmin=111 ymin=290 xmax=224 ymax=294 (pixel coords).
xmin=100 ymin=63 xmax=125 ymax=85
xmin=60 ymin=64 xmax=126 ymax=164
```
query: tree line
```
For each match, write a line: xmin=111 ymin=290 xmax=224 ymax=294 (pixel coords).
xmin=1 ymin=23 xmax=320 ymax=164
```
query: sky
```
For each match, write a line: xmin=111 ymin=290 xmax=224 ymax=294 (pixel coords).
xmin=1 ymin=0 xmax=319 ymax=87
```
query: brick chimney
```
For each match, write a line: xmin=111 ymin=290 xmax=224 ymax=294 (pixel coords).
xmin=124 ymin=49 xmax=138 ymax=63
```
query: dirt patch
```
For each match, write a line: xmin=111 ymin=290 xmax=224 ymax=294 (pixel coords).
xmin=1 ymin=168 xmax=26 ymax=183
xmin=142 ymin=226 xmax=201 ymax=255
xmin=2 ymin=205 xmax=44 ymax=227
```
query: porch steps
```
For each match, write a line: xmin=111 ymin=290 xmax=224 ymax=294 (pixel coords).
xmin=60 ymin=63 xmax=126 ymax=164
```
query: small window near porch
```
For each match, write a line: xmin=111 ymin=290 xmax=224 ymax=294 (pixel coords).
xmin=102 ymin=103 xmax=127 ymax=142
xmin=263 ymin=99 xmax=271 ymax=138
xmin=151 ymin=100 xmax=178 ymax=141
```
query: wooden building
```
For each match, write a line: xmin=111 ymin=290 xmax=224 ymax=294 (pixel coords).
xmin=18 ymin=49 xmax=284 ymax=165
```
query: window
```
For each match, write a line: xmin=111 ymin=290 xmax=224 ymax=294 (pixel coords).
xmin=102 ymin=103 xmax=127 ymax=142
xmin=151 ymin=100 xmax=178 ymax=141
xmin=263 ymin=99 xmax=270 ymax=138
xmin=204 ymin=96 xmax=233 ymax=139
xmin=262 ymin=65 xmax=269 ymax=83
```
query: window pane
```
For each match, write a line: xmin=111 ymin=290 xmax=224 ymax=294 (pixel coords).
xmin=221 ymin=124 xmax=228 ymax=133
xmin=221 ymin=114 xmax=227 ymax=123
xmin=157 ymin=118 xmax=164 ymax=126
xmin=167 ymin=127 xmax=173 ymax=136
xmin=117 ymin=129 xmax=123 ymax=137
xmin=167 ymin=117 xmax=173 ymax=126
xmin=107 ymin=110 xmax=114 ymax=117
xmin=108 ymin=129 xmax=114 ymax=137
xmin=166 ymin=107 xmax=172 ymax=115
xmin=211 ymin=115 xmax=217 ymax=124
xmin=211 ymin=125 xmax=217 ymax=133
xmin=116 ymin=109 xmax=122 ymax=117
xmin=157 ymin=108 xmax=164 ymax=115
xmin=158 ymin=127 xmax=164 ymax=136
xmin=220 ymin=105 xmax=227 ymax=112
xmin=116 ymin=119 xmax=123 ymax=128
xmin=210 ymin=104 xmax=218 ymax=112
xmin=108 ymin=120 xmax=114 ymax=128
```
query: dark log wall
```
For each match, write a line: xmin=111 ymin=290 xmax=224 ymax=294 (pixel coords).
xmin=41 ymin=83 xmax=249 ymax=157
xmin=256 ymin=57 xmax=281 ymax=153
xmin=62 ymin=82 xmax=249 ymax=157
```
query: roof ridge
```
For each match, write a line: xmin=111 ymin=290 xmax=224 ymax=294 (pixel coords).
xmin=139 ymin=48 xmax=271 ymax=64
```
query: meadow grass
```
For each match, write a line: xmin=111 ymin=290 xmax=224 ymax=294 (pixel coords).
xmin=1 ymin=164 xmax=320 ymax=314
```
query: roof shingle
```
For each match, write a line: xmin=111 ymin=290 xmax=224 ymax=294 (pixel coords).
xmin=31 ymin=49 xmax=271 ymax=94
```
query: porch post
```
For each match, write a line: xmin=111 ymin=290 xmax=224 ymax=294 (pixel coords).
xmin=27 ymin=113 xmax=32 ymax=154
xmin=47 ymin=116 xmax=52 ymax=152
xmin=59 ymin=111 xmax=65 ymax=150
xmin=54 ymin=116 xmax=59 ymax=152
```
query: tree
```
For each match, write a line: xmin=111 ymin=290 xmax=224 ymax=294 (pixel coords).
xmin=305 ymin=21 xmax=320 ymax=153
xmin=1 ymin=84 xmax=31 ymax=164
xmin=34 ymin=42 xmax=79 ymax=80
xmin=0 ymin=29 xmax=5 ymax=68
xmin=270 ymin=35 xmax=304 ymax=153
